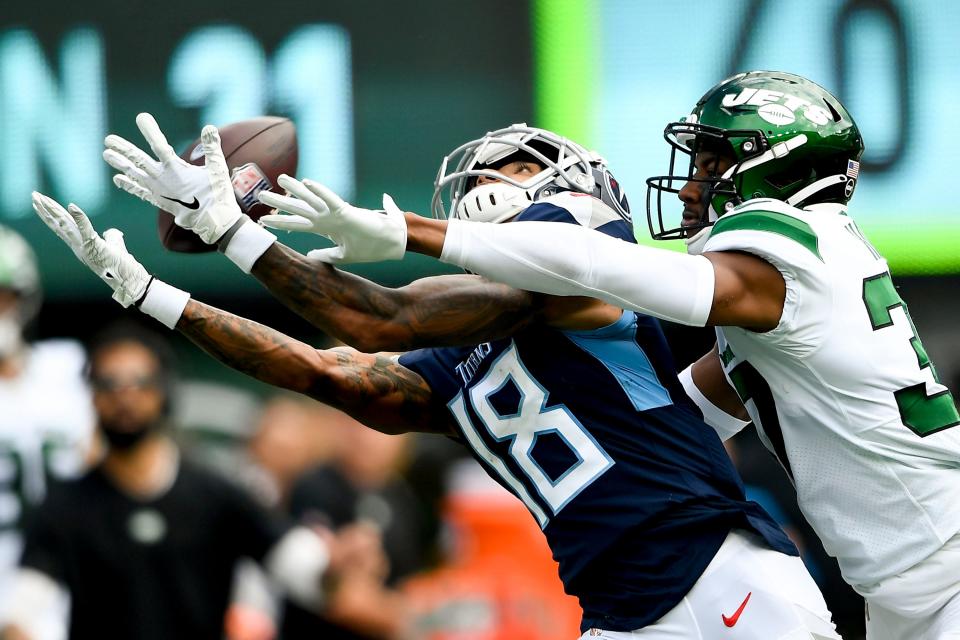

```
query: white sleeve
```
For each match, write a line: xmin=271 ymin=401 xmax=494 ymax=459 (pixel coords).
xmin=2 ymin=568 xmax=70 ymax=640
xmin=440 ymin=219 xmax=716 ymax=326
xmin=678 ymin=364 xmax=750 ymax=441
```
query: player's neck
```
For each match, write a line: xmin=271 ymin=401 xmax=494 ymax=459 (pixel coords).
xmin=0 ymin=346 xmax=27 ymax=379
xmin=102 ymin=434 xmax=179 ymax=499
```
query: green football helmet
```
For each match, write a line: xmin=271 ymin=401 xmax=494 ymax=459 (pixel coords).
xmin=646 ymin=71 xmax=865 ymax=247
xmin=0 ymin=224 xmax=41 ymax=322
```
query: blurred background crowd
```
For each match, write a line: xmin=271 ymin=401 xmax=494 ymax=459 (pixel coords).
xmin=3 ymin=1 xmax=960 ymax=639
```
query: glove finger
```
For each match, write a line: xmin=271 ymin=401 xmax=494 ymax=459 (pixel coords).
xmin=103 ymin=228 xmax=128 ymax=253
xmin=258 ymin=189 xmax=321 ymax=221
xmin=135 ymin=112 xmax=179 ymax=164
xmin=200 ymin=125 xmax=234 ymax=199
xmin=259 ymin=213 xmax=316 ymax=232
xmin=277 ymin=175 xmax=332 ymax=220
xmin=382 ymin=193 xmax=403 ymax=216
xmin=103 ymin=149 xmax=152 ymax=182
xmin=306 ymin=247 xmax=346 ymax=264
xmin=103 ymin=135 xmax=162 ymax=178
xmin=66 ymin=203 xmax=98 ymax=242
xmin=31 ymin=192 xmax=74 ymax=241
xmin=302 ymin=179 xmax=348 ymax=214
xmin=113 ymin=174 xmax=160 ymax=207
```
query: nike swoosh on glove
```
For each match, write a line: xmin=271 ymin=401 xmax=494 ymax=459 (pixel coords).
xmin=103 ymin=112 xmax=242 ymax=244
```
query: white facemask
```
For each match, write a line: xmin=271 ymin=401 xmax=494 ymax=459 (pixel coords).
xmin=454 ymin=182 xmax=533 ymax=223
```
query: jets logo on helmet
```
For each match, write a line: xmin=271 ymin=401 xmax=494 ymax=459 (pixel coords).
xmin=720 ymin=87 xmax=833 ymax=126
xmin=432 ymin=124 xmax=631 ymax=225
xmin=646 ymin=70 xmax=864 ymax=250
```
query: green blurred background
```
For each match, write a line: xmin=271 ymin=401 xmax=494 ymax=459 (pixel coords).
xmin=4 ymin=0 xmax=956 ymax=381
xmin=3 ymin=3 xmax=959 ymax=637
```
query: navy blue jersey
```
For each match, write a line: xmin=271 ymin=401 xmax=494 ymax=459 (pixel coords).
xmin=399 ymin=196 xmax=796 ymax=632
xmin=516 ymin=191 xmax=636 ymax=241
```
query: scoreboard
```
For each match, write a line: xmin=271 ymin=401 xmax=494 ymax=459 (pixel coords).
xmin=2 ymin=0 xmax=958 ymax=299
xmin=533 ymin=0 xmax=960 ymax=274
xmin=0 ymin=0 xmax=532 ymax=297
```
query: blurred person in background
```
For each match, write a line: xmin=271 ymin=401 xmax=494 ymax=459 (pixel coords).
xmin=280 ymin=406 xmax=426 ymax=640
xmin=1 ymin=322 xmax=377 ymax=640
xmin=0 ymin=225 xmax=95 ymax=630
xmin=248 ymin=394 xmax=344 ymax=508
xmin=402 ymin=459 xmax=582 ymax=640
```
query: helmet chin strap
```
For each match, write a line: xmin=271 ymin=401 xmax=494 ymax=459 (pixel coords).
xmin=738 ymin=134 xmax=808 ymax=173
xmin=785 ymin=174 xmax=848 ymax=207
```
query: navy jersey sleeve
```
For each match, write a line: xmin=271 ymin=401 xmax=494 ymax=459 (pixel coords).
xmin=399 ymin=346 xmax=472 ymax=403
xmin=518 ymin=192 xmax=636 ymax=242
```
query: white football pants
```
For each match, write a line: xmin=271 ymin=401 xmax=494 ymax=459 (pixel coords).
xmin=579 ymin=529 xmax=840 ymax=640
xmin=859 ymin=531 xmax=960 ymax=640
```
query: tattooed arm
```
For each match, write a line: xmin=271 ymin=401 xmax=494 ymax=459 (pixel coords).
xmin=177 ymin=299 xmax=449 ymax=435
xmin=250 ymin=243 xmax=539 ymax=352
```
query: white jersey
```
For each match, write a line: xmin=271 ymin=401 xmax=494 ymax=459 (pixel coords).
xmin=703 ymin=199 xmax=960 ymax=588
xmin=0 ymin=340 xmax=94 ymax=611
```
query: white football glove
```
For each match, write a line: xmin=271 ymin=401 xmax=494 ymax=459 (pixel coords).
xmin=32 ymin=192 xmax=150 ymax=307
xmin=258 ymin=175 xmax=407 ymax=264
xmin=31 ymin=192 xmax=191 ymax=328
xmin=103 ymin=113 xmax=243 ymax=244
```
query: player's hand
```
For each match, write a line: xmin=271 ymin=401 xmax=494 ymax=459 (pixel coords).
xmin=31 ymin=192 xmax=151 ymax=307
xmin=103 ymin=113 xmax=242 ymax=244
xmin=258 ymin=175 xmax=407 ymax=264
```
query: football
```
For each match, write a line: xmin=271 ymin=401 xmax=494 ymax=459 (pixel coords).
xmin=158 ymin=116 xmax=298 ymax=253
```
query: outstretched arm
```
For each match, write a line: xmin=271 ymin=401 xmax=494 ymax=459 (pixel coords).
xmin=249 ymin=243 xmax=538 ymax=352
xmin=101 ymin=121 xmax=540 ymax=352
xmin=30 ymin=192 xmax=446 ymax=437
xmin=406 ymin=214 xmax=784 ymax=330
xmin=177 ymin=299 xmax=446 ymax=435
xmin=418 ymin=216 xmax=717 ymax=326
xmin=254 ymin=177 xmax=782 ymax=330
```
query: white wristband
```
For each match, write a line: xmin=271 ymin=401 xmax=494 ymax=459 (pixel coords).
xmin=223 ymin=220 xmax=277 ymax=273
xmin=139 ymin=279 xmax=191 ymax=330
xmin=678 ymin=364 xmax=750 ymax=441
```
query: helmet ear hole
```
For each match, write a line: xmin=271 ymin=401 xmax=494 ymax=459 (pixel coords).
xmin=825 ymin=100 xmax=844 ymax=123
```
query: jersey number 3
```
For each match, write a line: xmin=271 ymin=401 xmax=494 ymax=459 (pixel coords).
xmin=449 ymin=344 xmax=613 ymax=528
xmin=863 ymin=272 xmax=960 ymax=436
